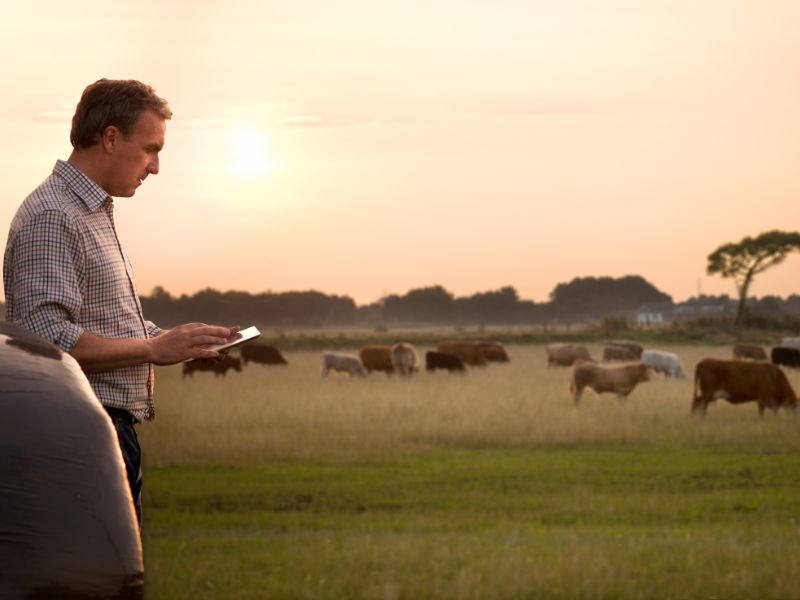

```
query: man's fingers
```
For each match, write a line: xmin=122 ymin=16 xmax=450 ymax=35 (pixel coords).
xmin=193 ymin=335 xmax=233 ymax=346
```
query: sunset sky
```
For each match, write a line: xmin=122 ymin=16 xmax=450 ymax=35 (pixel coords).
xmin=2 ymin=0 xmax=798 ymax=306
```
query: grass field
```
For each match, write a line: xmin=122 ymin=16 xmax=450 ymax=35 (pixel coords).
xmin=139 ymin=344 xmax=800 ymax=599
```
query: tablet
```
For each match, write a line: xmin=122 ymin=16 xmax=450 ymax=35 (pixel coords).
xmin=206 ymin=325 xmax=261 ymax=353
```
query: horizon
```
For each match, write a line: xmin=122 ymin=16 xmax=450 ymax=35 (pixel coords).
xmin=2 ymin=1 xmax=799 ymax=307
xmin=126 ymin=277 xmax=797 ymax=307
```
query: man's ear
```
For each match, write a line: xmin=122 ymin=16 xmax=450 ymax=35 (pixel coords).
xmin=100 ymin=125 xmax=121 ymax=154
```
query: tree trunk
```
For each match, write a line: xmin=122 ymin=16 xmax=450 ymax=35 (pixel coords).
xmin=734 ymin=276 xmax=753 ymax=326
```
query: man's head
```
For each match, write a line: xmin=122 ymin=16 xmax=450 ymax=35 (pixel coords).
xmin=70 ymin=79 xmax=172 ymax=197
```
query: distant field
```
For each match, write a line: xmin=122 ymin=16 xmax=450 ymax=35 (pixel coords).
xmin=140 ymin=344 xmax=800 ymax=599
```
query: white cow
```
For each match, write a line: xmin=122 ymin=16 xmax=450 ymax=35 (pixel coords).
xmin=641 ymin=349 xmax=687 ymax=379
xmin=781 ymin=337 xmax=800 ymax=349
xmin=321 ymin=352 xmax=367 ymax=378
xmin=391 ymin=343 xmax=419 ymax=377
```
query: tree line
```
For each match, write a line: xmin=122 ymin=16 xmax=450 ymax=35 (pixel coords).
xmin=1 ymin=275 xmax=798 ymax=328
xmin=128 ymin=275 xmax=797 ymax=328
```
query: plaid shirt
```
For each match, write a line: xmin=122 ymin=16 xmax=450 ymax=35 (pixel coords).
xmin=3 ymin=160 xmax=160 ymax=422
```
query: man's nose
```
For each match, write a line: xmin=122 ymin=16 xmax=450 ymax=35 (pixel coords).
xmin=148 ymin=154 xmax=160 ymax=175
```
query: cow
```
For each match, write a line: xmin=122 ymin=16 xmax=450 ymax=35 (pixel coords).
xmin=182 ymin=356 xmax=242 ymax=378
xmin=772 ymin=346 xmax=800 ymax=369
xmin=602 ymin=344 xmax=638 ymax=363
xmin=436 ymin=341 xmax=488 ymax=367
xmin=570 ymin=362 xmax=650 ymax=405
xmin=732 ymin=343 xmax=768 ymax=361
xmin=692 ymin=358 xmax=799 ymax=416
xmin=321 ymin=352 xmax=367 ymax=378
xmin=478 ymin=341 xmax=510 ymax=363
xmin=425 ymin=351 xmax=466 ymax=373
xmin=781 ymin=337 xmax=800 ymax=349
xmin=641 ymin=349 xmax=687 ymax=379
xmin=609 ymin=340 xmax=644 ymax=359
xmin=241 ymin=344 xmax=288 ymax=366
xmin=546 ymin=343 xmax=593 ymax=367
xmin=391 ymin=343 xmax=419 ymax=377
xmin=360 ymin=345 xmax=395 ymax=374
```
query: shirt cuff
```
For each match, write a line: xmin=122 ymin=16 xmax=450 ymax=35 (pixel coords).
xmin=145 ymin=321 xmax=162 ymax=338
xmin=54 ymin=322 xmax=85 ymax=353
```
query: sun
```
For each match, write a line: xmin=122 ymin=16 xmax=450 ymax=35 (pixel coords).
xmin=226 ymin=124 xmax=281 ymax=177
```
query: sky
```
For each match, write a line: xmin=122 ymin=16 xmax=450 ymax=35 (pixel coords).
xmin=1 ymin=0 xmax=799 ymax=306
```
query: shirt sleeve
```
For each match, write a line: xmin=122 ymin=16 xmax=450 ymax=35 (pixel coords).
xmin=6 ymin=210 xmax=85 ymax=352
xmin=144 ymin=321 xmax=162 ymax=338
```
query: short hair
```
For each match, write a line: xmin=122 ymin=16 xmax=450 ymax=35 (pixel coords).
xmin=70 ymin=79 xmax=172 ymax=150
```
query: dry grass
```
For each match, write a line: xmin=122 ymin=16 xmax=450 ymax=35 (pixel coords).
xmin=141 ymin=344 xmax=800 ymax=466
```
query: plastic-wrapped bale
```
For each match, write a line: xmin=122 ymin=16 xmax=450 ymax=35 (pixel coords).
xmin=0 ymin=321 xmax=144 ymax=599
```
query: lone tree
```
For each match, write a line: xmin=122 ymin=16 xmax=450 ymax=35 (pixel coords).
xmin=707 ymin=230 xmax=800 ymax=325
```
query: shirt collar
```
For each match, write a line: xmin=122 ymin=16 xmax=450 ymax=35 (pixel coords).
xmin=53 ymin=159 xmax=112 ymax=212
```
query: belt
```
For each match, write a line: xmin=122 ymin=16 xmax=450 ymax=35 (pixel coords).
xmin=104 ymin=406 xmax=137 ymax=424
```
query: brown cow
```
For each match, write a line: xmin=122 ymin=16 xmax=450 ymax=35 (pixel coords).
xmin=732 ymin=343 xmax=768 ymax=361
xmin=570 ymin=362 xmax=650 ymax=405
xmin=182 ymin=356 xmax=242 ymax=378
xmin=478 ymin=341 xmax=510 ymax=363
xmin=546 ymin=343 xmax=593 ymax=367
xmin=609 ymin=340 xmax=644 ymax=359
xmin=425 ymin=351 xmax=466 ymax=373
xmin=602 ymin=344 xmax=638 ymax=362
xmin=360 ymin=345 xmax=395 ymax=374
xmin=241 ymin=344 xmax=288 ymax=366
xmin=692 ymin=358 xmax=799 ymax=417
xmin=436 ymin=341 xmax=488 ymax=367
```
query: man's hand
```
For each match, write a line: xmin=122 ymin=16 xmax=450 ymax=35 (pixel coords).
xmin=147 ymin=323 xmax=241 ymax=365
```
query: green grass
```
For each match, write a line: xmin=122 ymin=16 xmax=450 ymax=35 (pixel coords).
xmin=143 ymin=448 xmax=800 ymax=599
xmin=139 ymin=344 xmax=800 ymax=598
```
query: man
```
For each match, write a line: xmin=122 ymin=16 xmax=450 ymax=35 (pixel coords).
xmin=3 ymin=79 xmax=237 ymax=524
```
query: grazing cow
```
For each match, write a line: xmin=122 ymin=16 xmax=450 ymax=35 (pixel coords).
xmin=692 ymin=358 xmax=798 ymax=416
xmin=732 ymin=343 xmax=768 ymax=361
xmin=391 ymin=343 xmax=419 ymax=377
xmin=641 ymin=349 xmax=687 ymax=379
xmin=546 ymin=343 xmax=593 ymax=367
xmin=772 ymin=346 xmax=800 ymax=369
xmin=241 ymin=344 xmax=288 ymax=366
xmin=321 ymin=352 xmax=367 ymax=378
xmin=602 ymin=344 xmax=638 ymax=362
xmin=570 ymin=362 xmax=650 ymax=404
xmin=360 ymin=345 xmax=395 ymax=374
xmin=781 ymin=337 xmax=800 ymax=349
xmin=609 ymin=340 xmax=644 ymax=359
xmin=478 ymin=341 xmax=510 ymax=363
xmin=425 ymin=351 xmax=466 ymax=373
xmin=182 ymin=356 xmax=242 ymax=378
xmin=436 ymin=341 xmax=488 ymax=366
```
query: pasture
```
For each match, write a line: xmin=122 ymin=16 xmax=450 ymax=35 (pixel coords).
xmin=140 ymin=344 xmax=800 ymax=599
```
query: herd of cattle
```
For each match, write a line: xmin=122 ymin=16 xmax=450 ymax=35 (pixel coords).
xmin=182 ymin=336 xmax=800 ymax=417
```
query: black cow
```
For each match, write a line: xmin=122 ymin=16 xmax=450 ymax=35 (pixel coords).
xmin=183 ymin=355 xmax=242 ymax=378
xmin=772 ymin=346 xmax=800 ymax=369
xmin=425 ymin=351 xmax=466 ymax=373
xmin=241 ymin=344 xmax=288 ymax=366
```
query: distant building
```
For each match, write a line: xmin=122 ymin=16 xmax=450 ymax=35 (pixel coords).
xmin=635 ymin=302 xmax=672 ymax=326
xmin=672 ymin=303 xmax=730 ymax=318
xmin=637 ymin=311 xmax=664 ymax=326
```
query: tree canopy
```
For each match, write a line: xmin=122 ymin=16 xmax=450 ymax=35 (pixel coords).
xmin=707 ymin=230 xmax=800 ymax=325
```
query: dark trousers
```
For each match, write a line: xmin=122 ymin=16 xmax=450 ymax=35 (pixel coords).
xmin=104 ymin=406 xmax=143 ymax=527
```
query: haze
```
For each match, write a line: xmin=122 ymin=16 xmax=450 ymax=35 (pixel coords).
xmin=2 ymin=0 xmax=798 ymax=306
